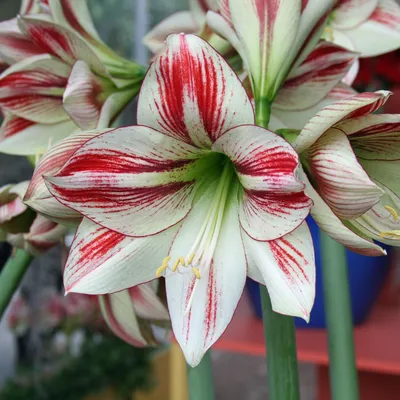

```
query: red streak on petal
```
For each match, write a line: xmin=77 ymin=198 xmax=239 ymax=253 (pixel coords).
xmin=0 ymin=71 xmax=67 ymax=91
xmin=2 ymin=117 xmax=35 ymax=139
xmin=60 ymin=0 xmax=92 ymax=40
xmin=59 ymin=150 xmax=193 ymax=176
xmin=269 ymin=238 xmax=309 ymax=283
xmin=204 ymin=264 xmax=218 ymax=344
xmin=370 ymin=8 xmax=400 ymax=29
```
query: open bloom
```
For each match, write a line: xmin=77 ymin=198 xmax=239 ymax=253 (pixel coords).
xmin=42 ymin=34 xmax=314 ymax=366
xmin=293 ymin=90 xmax=400 ymax=254
xmin=325 ymin=0 xmax=400 ymax=58
xmin=0 ymin=4 xmax=144 ymax=155
xmin=99 ymin=282 xmax=170 ymax=347
xmin=207 ymin=0 xmax=335 ymax=102
xmin=0 ymin=181 xmax=67 ymax=255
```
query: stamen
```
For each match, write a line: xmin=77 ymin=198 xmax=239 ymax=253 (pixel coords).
xmin=192 ymin=268 xmax=201 ymax=279
xmin=185 ymin=280 xmax=199 ymax=315
xmin=172 ymin=257 xmax=186 ymax=272
xmin=385 ymin=205 xmax=399 ymax=221
xmin=187 ymin=253 xmax=195 ymax=265
xmin=380 ymin=230 xmax=400 ymax=239
xmin=156 ymin=264 xmax=167 ymax=278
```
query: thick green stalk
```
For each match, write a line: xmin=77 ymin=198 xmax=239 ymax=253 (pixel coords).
xmin=187 ymin=350 xmax=215 ymax=400
xmin=320 ymin=232 xmax=359 ymax=400
xmin=0 ymin=249 xmax=33 ymax=319
xmin=261 ymin=287 xmax=300 ymax=400
xmin=256 ymin=97 xmax=300 ymax=400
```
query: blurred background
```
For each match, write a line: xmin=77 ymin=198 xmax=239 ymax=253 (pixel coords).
xmin=0 ymin=1 xmax=399 ymax=399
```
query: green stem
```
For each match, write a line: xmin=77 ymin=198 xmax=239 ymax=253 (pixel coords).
xmin=261 ymin=287 xmax=300 ymax=400
xmin=256 ymin=96 xmax=300 ymax=400
xmin=320 ymin=232 xmax=359 ymax=400
xmin=0 ymin=249 xmax=33 ymax=319
xmin=187 ymin=350 xmax=214 ymax=400
xmin=255 ymin=97 xmax=272 ymax=128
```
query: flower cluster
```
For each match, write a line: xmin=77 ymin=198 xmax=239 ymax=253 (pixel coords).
xmin=1 ymin=0 xmax=400 ymax=367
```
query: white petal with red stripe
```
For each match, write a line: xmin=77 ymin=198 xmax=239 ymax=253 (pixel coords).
xmin=0 ymin=115 xmax=77 ymax=156
xmin=213 ymin=125 xmax=312 ymax=240
xmin=293 ymin=90 xmax=391 ymax=153
xmin=64 ymin=218 xmax=180 ymax=295
xmin=244 ymin=221 xmax=315 ymax=320
xmin=99 ymin=290 xmax=149 ymax=347
xmin=19 ymin=17 xmax=107 ymax=76
xmin=333 ymin=0 xmax=379 ymax=29
xmin=340 ymin=0 xmax=400 ymax=57
xmin=166 ymin=181 xmax=246 ymax=367
xmin=46 ymin=126 xmax=207 ymax=237
xmin=274 ymin=42 xmax=357 ymax=110
xmin=137 ymin=34 xmax=254 ymax=148
xmin=299 ymin=167 xmax=385 ymax=256
xmin=131 ymin=283 xmax=169 ymax=321
xmin=0 ymin=55 xmax=71 ymax=123
xmin=63 ymin=60 xmax=115 ymax=130
xmin=308 ymin=128 xmax=383 ymax=219
xmin=49 ymin=0 xmax=102 ymax=41
xmin=0 ymin=18 xmax=44 ymax=64
xmin=228 ymin=0 xmax=301 ymax=98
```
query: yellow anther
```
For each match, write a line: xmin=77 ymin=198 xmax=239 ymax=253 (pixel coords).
xmin=192 ymin=268 xmax=201 ymax=279
xmin=161 ymin=256 xmax=171 ymax=266
xmin=385 ymin=206 xmax=399 ymax=221
xmin=187 ymin=253 xmax=195 ymax=265
xmin=156 ymin=264 xmax=167 ymax=278
xmin=324 ymin=26 xmax=335 ymax=41
xmin=380 ymin=230 xmax=400 ymax=239
xmin=172 ymin=257 xmax=185 ymax=272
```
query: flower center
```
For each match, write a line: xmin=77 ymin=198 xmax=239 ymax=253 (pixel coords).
xmin=377 ymin=205 xmax=400 ymax=239
xmin=156 ymin=161 xmax=234 ymax=284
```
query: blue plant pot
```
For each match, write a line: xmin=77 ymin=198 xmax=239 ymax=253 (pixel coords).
xmin=246 ymin=216 xmax=391 ymax=328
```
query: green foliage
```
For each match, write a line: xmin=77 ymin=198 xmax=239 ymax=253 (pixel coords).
xmin=0 ymin=335 xmax=155 ymax=400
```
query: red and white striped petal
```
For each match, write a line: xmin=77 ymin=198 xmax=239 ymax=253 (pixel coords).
xmin=338 ymin=114 xmax=400 ymax=162
xmin=131 ymin=283 xmax=169 ymax=321
xmin=0 ymin=18 xmax=44 ymax=64
xmin=299 ymin=167 xmax=385 ymax=256
xmin=213 ymin=125 xmax=312 ymax=240
xmin=308 ymin=128 xmax=384 ymax=219
xmin=227 ymin=0 xmax=302 ymax=98
xmin=272 ymin=83 xmax=357 ymax=130
xmin=99 ymin=290 xmax=149 ymax=347
xmin=48 ymin=0 xmax=102 ymax=42
xmin=25 ymin=131 xmax=98 ymax=223
xmin=46 ymin=126 xmax=205 ymax=237
xmin=18 ymin=17 xmax=107 ymax=76
xmin=274 ymin=42 xmax=357 ymax=110
xmin=293 ymin=90 xmax=391 ymax=153
xmin=0 ymin=115 xmax=77 ymax=156
xmin=0 ymin=55 xmax=71 ymax=123
xmin=143 ymin=12 xmax=200 ymax=54
xmin=289 ymin=0 xmax=334 ymax=70
xmin=341 ymin=0 xmax=400 ymax=57
xmin=64 ymin=218 xmax=180 ymax=294
xmin=166 ymin=182 xmax=246 ymax=367
xmin=137 ymin=34 xmax=254 ymax=148
xmin=333 ymin=0 xmax=379 ymax=29
xmin=244 ymin=221 xmax=315 ymax=320
xmin=20 ymin=0 xmax=42 ymax=14
xmin=63 ymin=61 xmax=116 ymax=130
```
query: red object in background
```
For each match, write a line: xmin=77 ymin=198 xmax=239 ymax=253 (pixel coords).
xmin=384 ymin=86 xmax=400 ymax=113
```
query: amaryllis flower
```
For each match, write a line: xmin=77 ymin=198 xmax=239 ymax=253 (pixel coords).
xmin=207 ymin=0 xmax=335 ymax=103
xmin=0 ymin=17 xmax=141 ymax=155
xmin=43 ymin=34 xmax=314 ymax=366
xmin=324 ymin=0 xmax=400 ymax=58
xmin=99 ymin=282 xmax=170 ymax=347
xmin=293 ymin=90 xmax=400 ymax=255
xmin=0 ymin=181 xmax=67 ymax=255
